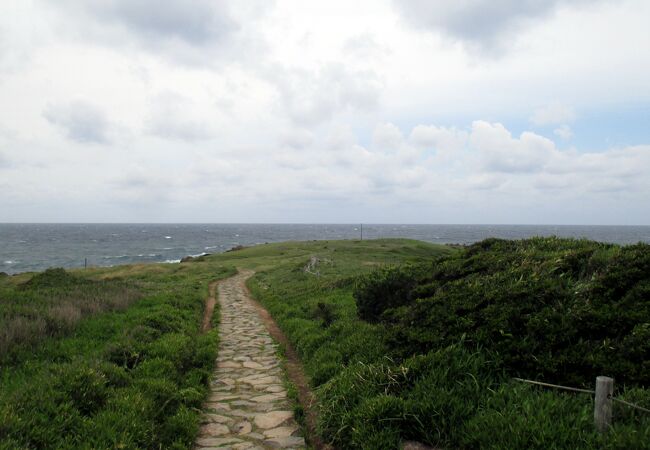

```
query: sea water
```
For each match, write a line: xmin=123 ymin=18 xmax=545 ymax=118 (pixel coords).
xmin=1 ymin=223 xmax=649 ymax=275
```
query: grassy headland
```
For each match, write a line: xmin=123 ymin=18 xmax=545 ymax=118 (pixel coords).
xmin=1 ymin=238 xmax=649 ymax=449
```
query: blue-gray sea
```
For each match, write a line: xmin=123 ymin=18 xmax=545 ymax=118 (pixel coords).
xmin=1 ymin=223 xmax=650 ymax=275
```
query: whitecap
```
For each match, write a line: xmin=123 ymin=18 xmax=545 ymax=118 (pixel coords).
xmin=4 ymin=260 xmax=15 ymax=264
xmin=163 ymin=259 xmax=181 ymax=264
xmin=165 ymin=236 xmax=172 ymax=239
xmin=163 ymin=247 xmax=173 ymax=250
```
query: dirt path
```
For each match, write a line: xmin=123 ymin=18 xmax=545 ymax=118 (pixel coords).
xmin=194 ymin=270 xmax=310 ymax=449
xmin=201 ymin=281 xmax=218 ymax=332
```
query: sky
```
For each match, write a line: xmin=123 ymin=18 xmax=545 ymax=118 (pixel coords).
xmin=0 ymin=0 xmax=649 ymax=224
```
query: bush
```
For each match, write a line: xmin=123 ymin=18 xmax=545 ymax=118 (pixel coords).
xmin=55 ymin=362 xmax=109 ymax=416
xmin=354 ymin=265 xmax=427 ymax=323
xmin=359 ymin=237 xmax=650 ymax=387
xmin=20 ymin=268 xmax=86 ymax=290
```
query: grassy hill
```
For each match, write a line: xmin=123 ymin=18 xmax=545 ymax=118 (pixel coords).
xmin=1 ymin=238 xmax=648 ymax=449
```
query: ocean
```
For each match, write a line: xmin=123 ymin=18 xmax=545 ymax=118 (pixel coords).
xmin=1 ymin=223 xmax=649 ymax=275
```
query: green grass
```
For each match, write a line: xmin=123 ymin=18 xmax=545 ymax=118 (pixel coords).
xmin=242 ymin=238 xmax=650 ymax=450
xmin=0 ymin=260 xmax=235 ymax=449
xmin=1 ymin=238 xmax=648 ymax=449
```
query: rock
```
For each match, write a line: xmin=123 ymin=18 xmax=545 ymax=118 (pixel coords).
xmin=226 ymin=245 xmax=248 ymax=252
xmin=243 ymin=361 xmax=264 ymax=369
xmin=264 ymin=436 xmax=306 ymax=448
xmin=202 ymin=413 xmax=232 ymax=424
xmin=218 ymin=360 xmax=242 ymax=369
xmin=200 ymin=422 xmax=230 ymax=436
xmin=254 ymin=411 xmax=293 ymax=429
xmin=251 ymin=394 xmax=282 ymax=403
xmin=195 ymin=436 xmax=242 ymax=447
xmin=233 ymin=420 xmax=252 ymax=434
xmin=180 ymin=256 xmax=194 ymax=263
xmin=263 ymin=426 xmax=299 ymax=438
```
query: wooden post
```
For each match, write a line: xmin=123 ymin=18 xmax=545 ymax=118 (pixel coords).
xmin=594 ymin=376 xmax=614 ymax=432
xmin=84 ymin=258 xmax=87 ymax=269
xmin=360 ymin=224 xmax=363 ymax=241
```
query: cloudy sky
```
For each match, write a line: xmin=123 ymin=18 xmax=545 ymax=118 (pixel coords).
xmin=1 ymin=0 xmax=649 ymax=224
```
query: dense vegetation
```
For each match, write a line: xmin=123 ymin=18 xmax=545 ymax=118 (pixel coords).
xmin=248 ymin=238 xmax=650 ymax=449
xmin=1 ymin=238 xmax=648 ymax=449
xmin=0 ymin=263 xmax=234 ymax=449
xmin=356 ymin=237 xmax=650 ymax=387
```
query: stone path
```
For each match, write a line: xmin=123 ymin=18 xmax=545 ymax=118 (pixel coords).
xmin=195 ymin=270 xmax=306 ymax=450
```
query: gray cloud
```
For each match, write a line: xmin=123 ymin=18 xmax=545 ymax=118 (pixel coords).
xmin=392 ymin=0 xmax=597 ymax=53
xmin=43 ymin=101 xmax=112 ymax=144
xmin=60 ymin=0 xmax=237 ymax=47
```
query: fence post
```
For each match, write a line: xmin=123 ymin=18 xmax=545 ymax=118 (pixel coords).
xmin=594 ymin=376 xmax=614 ymax=432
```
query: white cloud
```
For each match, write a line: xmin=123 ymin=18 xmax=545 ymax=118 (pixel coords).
xmin=1 ymin=0 xmax=649 ymax=223
xmin=372 ymin=123 xmax=403 ymax=150
xmin=530 ymin=102 xmax=576 ymax=126
xmin=554 ymin=124 xmax=574 ymax=140
xmin=146 ymin=93 xmax=214 ymax=142
xmin=470 ymin=121 xmax=557 ymax=173
xmin=268 ymin=63 xmax=383 ymax=125
xmin=409 ymin=125 xmax=469 ymax=159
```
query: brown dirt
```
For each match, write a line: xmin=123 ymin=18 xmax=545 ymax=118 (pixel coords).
xmin=240 ymin=271 xmax=333 ymax=450
xmin=201 ymin=280 xmax=218 ymax=332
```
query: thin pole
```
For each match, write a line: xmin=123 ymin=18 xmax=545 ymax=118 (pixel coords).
xmin=84 ymin=258 xmax=87 ymax=269
xmin=360 ymin=224 xmax=363 ymax=241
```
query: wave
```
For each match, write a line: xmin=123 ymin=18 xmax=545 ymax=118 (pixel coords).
xmin=163 ymin=259 xmax=181 ymax=264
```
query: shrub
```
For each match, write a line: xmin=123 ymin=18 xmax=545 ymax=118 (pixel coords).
xmin=354 ymin=265 xmax=426 ymax=323
xmin=361 ymin=238 xmax=650 ymax=387
xmin=55 ymin=362 xmax=109 ymax=416
xmin=20 ymin=268 xmax=86 ymax=290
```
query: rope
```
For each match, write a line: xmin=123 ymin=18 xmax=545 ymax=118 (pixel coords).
xmin=610 ymin=396 xmax=650 ymax=414
xmin=513 ymin=378 xmax=595 ymax=394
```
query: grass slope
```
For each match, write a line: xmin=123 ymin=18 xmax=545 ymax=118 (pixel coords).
xmin=243 ymin=238 xmax=650 ymax=450
xmin=1 ymin=238 xmax=648 ymax=449
xmin=1 ymin=261 xmax=234 ymax=449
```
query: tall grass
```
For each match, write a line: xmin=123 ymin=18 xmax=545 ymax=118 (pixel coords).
xmin=0 ymin=262 xmax=235 ymax=449
xmin=0 ymin=268 xmax=140 ymax=358
xmin=245 ymin=238 xmax=650 ymax=449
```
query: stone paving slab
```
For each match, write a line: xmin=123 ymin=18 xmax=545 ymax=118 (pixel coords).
xmin=195 ymin=270 xmax=305 ymax=450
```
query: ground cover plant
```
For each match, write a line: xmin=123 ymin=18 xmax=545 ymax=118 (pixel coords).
xmin=0 ymin=262 xmax=234 ymax=449
xmin=357 ymin=237 xmax=650 ymax=387
xmin=1 ymin=238 xmax=648 ymax=449
xmin=244 ymin=237 xmax=650 ymax=449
